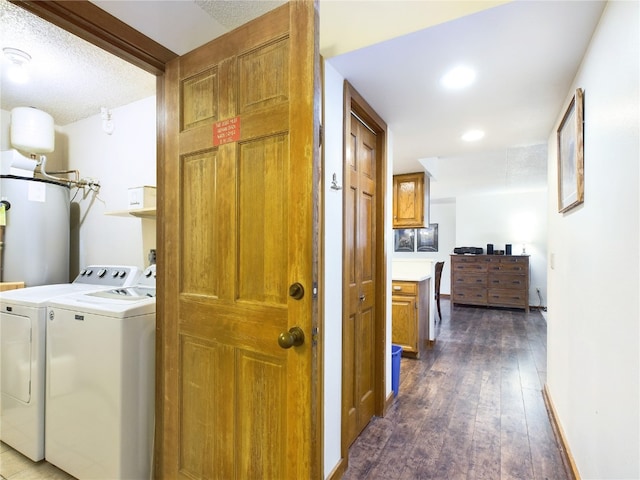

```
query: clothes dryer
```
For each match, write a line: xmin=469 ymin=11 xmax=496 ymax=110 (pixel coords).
xmin=45 ymin=265 xmax=156 ymax=480
xmin=0 ymin=266 xmax=141 ymax=461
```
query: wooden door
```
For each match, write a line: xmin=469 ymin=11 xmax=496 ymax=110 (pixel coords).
xmin=157 ymin=3 xmax=320 ymax=478
xmin=343 ymin=113 xmax=377 ymax=446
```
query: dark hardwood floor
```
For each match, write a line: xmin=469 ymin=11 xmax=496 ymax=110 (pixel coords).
xmin=342 ymin=299 xmax=571 ymax=480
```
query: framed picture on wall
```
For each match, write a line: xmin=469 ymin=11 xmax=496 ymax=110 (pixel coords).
xmin=557 ymin=88 xmax=584 ymax=213
xmin=416 ymin=224 xmax=438 ymax=252
xmin=394 ymin=229 xmax=415 ymax=252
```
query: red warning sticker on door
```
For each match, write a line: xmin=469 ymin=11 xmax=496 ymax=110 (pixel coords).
xmin=213 ymin=116 xmax=241 ymax=146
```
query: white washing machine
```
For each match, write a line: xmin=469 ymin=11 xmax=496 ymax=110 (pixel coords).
xmin=45 ymin=265 xmax=156 ymax=480
xmin=0 ymin=265 xmax=141 ymax=461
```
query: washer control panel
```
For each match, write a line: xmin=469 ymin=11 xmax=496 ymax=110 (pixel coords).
xmin=73 ymin=265 xmax=141 ymax=287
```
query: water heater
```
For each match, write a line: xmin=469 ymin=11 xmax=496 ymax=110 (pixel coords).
xmin=1 ymin=108 xmax=69 ymax=286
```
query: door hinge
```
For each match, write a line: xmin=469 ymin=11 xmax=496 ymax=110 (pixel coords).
xmin=319 ymin=125 xmax=323 ymax=148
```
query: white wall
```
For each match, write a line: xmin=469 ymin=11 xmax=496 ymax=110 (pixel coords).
xmin=1 ymin=110 xmax=11 ymax=150
xmin=59 ymin=96 xmax=156 ymax=272
xmin=393 ymin=199 xmax=456 ymax=295
xmin=322 ymin=61 xmax=344 ymax=478
xmin=546 ymin=2 xmax=639 ymax=479
xmin=456 ymin=189 xmax=548 ymax=306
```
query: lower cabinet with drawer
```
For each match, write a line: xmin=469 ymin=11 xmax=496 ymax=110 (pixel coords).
xmin=391 ymin=279 xmax=430 ymax=358
xmin=451 ymin=254 xmax=529 ymax=312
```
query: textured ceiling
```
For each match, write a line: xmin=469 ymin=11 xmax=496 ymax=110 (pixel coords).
xmin=0 ymin=0 xmax=156 ymax=126
xmin=195 ymin=0 xmax=286 ymax=30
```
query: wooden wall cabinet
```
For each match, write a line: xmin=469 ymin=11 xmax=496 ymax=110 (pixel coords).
xmin=451 ymin=254 xmax=529 ymax=312
xmin=392 ymin=172 xmax=430 ymax=228
xmin=391 ymin=279 xmax=430 ymax=358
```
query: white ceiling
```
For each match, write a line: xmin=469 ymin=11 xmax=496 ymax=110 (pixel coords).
xmin=0 ymin=0 xmax=606 ymax=200
xmin=0 ymin=0 xmax=156 ymax=126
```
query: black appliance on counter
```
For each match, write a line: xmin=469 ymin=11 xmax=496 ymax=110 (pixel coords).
xmin=453 ymin=247 xmax=483 ymax=255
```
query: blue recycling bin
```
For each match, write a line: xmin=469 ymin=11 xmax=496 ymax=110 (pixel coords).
xmin=391 ymin=344 xmax=403 ymax=397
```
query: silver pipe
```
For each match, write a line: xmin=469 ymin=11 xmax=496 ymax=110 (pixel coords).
xmin=37 ymin=155 xmax=73 ymax=185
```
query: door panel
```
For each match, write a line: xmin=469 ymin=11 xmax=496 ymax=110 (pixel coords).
xmin=179 ymin=338 xmax=234 ymax=479
xmin=238 ymin=135 xmax=288 ymax=304
xmin=181 ymin=150 xmax=219 ymax=296
xmin=158 ymin=3 xmax=319 ymax=478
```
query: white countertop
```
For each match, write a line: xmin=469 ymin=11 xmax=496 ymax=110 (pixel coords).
xmin=392 ymin=272 xmax=431 ymax=282
xmin=392 ymin=259 xmax=433 ymax=282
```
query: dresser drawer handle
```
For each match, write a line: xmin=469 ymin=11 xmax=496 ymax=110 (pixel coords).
xmin=393 ymin=286 xmax=402 ymax=291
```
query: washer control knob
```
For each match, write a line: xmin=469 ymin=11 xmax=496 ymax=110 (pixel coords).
xmin=97 ymin=269 xmax=106 ymax=278
xmin=111 ymin=270 xmax=119 ymax=278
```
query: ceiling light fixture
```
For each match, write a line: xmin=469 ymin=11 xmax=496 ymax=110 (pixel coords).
xmin=461 ymin=129 xmax=485 ymax=142
xmin=441 ymin=65 xmax=476 ymax=90
xmin=3 ymin=47 xmax=31 ymax=84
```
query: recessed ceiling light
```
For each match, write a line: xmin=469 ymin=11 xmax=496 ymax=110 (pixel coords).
xmin=461 ymin=129 xmax=485 ymax=142
xmin=3 ymin=47 xmax=31 ymax=84
xmin=441 ymin=65 xmax=476 ymax=89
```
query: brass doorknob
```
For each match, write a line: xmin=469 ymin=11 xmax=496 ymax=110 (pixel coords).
xmin=278 ymin=326 xmax=305 ymax=349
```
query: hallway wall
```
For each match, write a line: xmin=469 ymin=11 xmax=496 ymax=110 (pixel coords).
xmin=546 ymin=2 xmax=639 ymax=478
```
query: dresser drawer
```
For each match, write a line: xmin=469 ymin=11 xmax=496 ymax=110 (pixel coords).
xmin=452 ymin=258 xmax=488 ymax=273
xmin=487 ymin=257 xmax=528 ymax=273
xmin=452 ymin=287 xmax=486 ymax=304
xmin=453 ymin=273 xmax=486 ymax=287
xmin=487 ymin=288 xmax=527 ymax=307
xmin=392 ymin=282 xmax=417 ymax=295
xmin=488 ymin=274 xmax=527 ymax=289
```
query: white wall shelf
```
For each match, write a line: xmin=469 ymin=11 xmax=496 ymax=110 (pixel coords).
xmin=105 ymin=208 xmax=156 ymax=218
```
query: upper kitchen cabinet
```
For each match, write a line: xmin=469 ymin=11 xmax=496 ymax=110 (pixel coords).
xmin=393 ymin=172 xmax=430 ymax=228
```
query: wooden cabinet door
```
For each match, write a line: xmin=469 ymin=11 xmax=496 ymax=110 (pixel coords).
xmin=391 ymin=295 xmax=417 ymax=354
xmin=392 ymin=172 xmax=429 ymax=228
xmin=158 ymin=3 xmax=319 ymax=478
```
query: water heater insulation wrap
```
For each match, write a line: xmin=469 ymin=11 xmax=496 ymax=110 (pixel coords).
xmin=10 ymin=107 xmax=55 ymax=154
xmin=0 ymin=176 xmax=69 ymax=286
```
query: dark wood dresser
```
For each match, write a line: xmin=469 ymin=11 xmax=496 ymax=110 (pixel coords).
xmin=450 ymin=254 xmax=530 ymax=312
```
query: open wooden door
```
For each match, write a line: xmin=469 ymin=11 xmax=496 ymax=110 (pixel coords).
xmin=157 ymin=2 xmax=320 ymax=478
